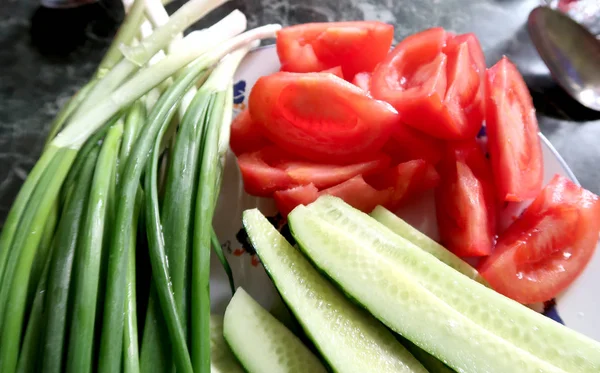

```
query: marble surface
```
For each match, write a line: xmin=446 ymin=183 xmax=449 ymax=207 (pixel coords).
xmin=1 ymin=0 xmax=599 ymax=225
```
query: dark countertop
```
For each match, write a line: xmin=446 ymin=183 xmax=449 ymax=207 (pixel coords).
xmin=1 ymin=0 xmax=599 ymax=224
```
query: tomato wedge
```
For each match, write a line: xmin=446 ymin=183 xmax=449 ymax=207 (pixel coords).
xmin=435 ymin=141 xmax=496 ymax=257
xmin=479 ymin=175 xmax=600 ymax=303
xmin=237 ymin=146 xmax=391 ymax=196
xmin=352 ymin=72 xmax=371 ymax=93
xmin=229 ymin=109 xmax=272 ymax=155
xmin=385 ymin=123 xmax=444 ymax=164
xmin=366 ymin=160 xmax=439 ymax=210
xmin=320 ymin=66 xmax=344 ymax=79
xmin=276 ymin=22 xmax=394 ymax=79
xmin=485 ymin=57 xmax=544 ymax=202
xmin=274 ymin=175 xmax=392 ymax=217
xmin=249 ymin=72 xmax=398 ymax=163
xmin=274 ymin=184 xmax=320 ymax=217
xmin=322 ymin=175 xmax=392 ymax=213
xmin=370 ymin=28 xmax=485 ymax=140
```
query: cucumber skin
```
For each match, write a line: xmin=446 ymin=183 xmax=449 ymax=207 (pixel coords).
xmin=306 ymin=197 xmax=600 ymax=372
xmin=288 ymin=205 xmax=586 ymax=373
xmin=243 ymin=209 xmax=428 ymax=373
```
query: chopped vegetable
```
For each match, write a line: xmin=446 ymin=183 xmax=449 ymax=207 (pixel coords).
xmin=435 ymin=140 xmax=496 ymax=257
xmin=289 ymin=197 xmax=600 ymax=373
xmin=276 ymin=22 xmax=393 ymax=79
xmin=479 ymin=175 xmax=600 ymax=303
xmin=485 ymin=56 xmax=544 ymax=202
xmin=223 ymin=287 xmax=327 ymax=373
xmin=249 ymin=72 xmax=398 ymax=163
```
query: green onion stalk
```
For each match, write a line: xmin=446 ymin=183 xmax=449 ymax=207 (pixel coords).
xmin=191 ymin=44 xmax=253 ymax=373
xmin=0 ymin=9 xmax=269 ymax=373
xmin=97 ymin=24 xmax=281 ymax=373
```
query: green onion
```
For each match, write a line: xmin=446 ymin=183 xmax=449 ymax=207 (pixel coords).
xmin=66 ymin=122 xmax=123 ymax=373
xmin=211 ymin=229 xmax=235 ymax=294
xmin=191 ymin=46 xmax=250 ymax=372
xmin=39 ymin=146 xmax=99 ymax=373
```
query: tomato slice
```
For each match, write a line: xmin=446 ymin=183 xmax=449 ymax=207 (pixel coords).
xmin=229 ymin=109 xmax=272 ymax=155
xmin=249 ymin=72 xmax=398 ymax=163
xmin=479 ymin=175 xmax=600 ymax=303
xmin=366 ymin=160 xmax=440 ymax=210
xmin=485 ymin=57 xmax=544 ymax=202
xmin=320 ymin=66 xmax=344 ymax=79
xmin=435 ymin=141 xmax=497 ymax=257
xmin=274 ymin=184 xmax=320 ymax=217
xmin=322 ymin=175 xmax=392 ymax=213
xmin=274 ymin=175 xmax=392 ymax=217
xmin=352 ymin=72 xmax=371 ymax=93
xmin=237 ymin=146 xmax=391 ymax=196
xmin=384 ymin=123 xmax=444 ymax=164
xmin=276 ymin=22 xmax=394 ymax=79
xmin=237 ymin=149 xmax=295 ymax=197
xmin=370 ymin=28 xmax=485 ymax=140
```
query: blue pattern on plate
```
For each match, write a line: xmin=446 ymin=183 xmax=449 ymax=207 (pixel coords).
xmin=477 ymin=125 xmax=487 ymax=138
xmin=544 ymin=302 xmax=565 ymax=325
xmin=233 ymin=80 xmax=246 ymax=104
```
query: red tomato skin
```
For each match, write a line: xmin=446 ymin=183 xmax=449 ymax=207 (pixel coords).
xmin=435 ymin=141 xmax=497 ymax=257
xmin=237 ymin=150 xmax=296 ymax=197
xmin=249 ymin=72 xmax=398 ymax=163
xmin=370 ymin=28 xmax=485 ymax=140
xmin=485 ymin=57 xmax=544 ymax=202
xmin=387 ymin=123 xmax=444 ymax=164
xmin=320 ymin=66 xmax=344 ymax=79
xmin=366 ymin=160 xmax=439 ymax=210
xmin=276 ymin=22 xmax=394 ymax=79
xmin=237 ymin=146 xmax=391 ymax=196
xmin=322 ymin=175 xmax=393 ymax=213
xmin=280 ymin=152 xmax=391 ymax=189
xmin=229 ymin=109 xmax=272 ymax=155
xmin=352 ymin=72 xmax=371 ymax=93
xmin=479 ymin=175 xmax=600 ymax=304
xmin=274 ymin=184 xmax=320 ymax=217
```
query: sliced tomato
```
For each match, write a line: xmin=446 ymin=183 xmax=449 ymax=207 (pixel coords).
xmin=237 ymin=149 xmax=295 ymax=196
xmin=249 ymin=72 xmax=398 ymax=163
xmin=237 ymin=146 xmax=391 ymax=196
xmin=366 ymin=160 xmax=439 ymax=210
xmin=486 ymin=57 xmax=544 ymax=202
xmin=320 ymin=66 xmax=344 ymax=79
xmin=435 ymin=141 xmax=497 ymax=257
xmin=229 ymin=109 xmax=272 ymax=155
xmin=352 ymin=72 xmax=371 ymax=92
xmin=385 ymin=123 xmax=444 ymax=164
xmin=276 ymin=22 xmax=394 ymax=79
xmin=322 ymin=175 xmax=392 ymax=213
xmin=274 ymin=184 xmax=320 ymax=217
xmin=479 ymin=175 xmax=600 ymax=303
xmin=274 ymin=175 xmax=392 ymax=216
xmin=370 ymin=28 xmax=485 ymax=140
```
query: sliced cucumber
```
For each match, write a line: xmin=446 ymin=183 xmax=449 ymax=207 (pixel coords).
xmin=210 ymin=315 xmax=244 ymax=373
xmin=223 ymin=287 xmax=326 ymax=373
xmin=289 ymin=201 xmax=600 ymax=373
xmin=310 ymin=196 xmax=485 ymax=284
xmin=369 ymin=204 xmax=487 ymax=285
xmin=310 ymin=196 xmax=600 ymax=371
xmin=243 ymin=209 xmax=427 ymax=373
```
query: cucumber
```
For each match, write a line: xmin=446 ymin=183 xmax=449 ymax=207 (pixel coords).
xmin=243 ymin=209 xmax=427 ymax=373
xmin=370 ymin=204 xmax=487 ymax=285
xmin=310 ymin=196 xmax=485 ymax=284
xmin=223 ymin=287 xmax=326 ymax=373
xmin=210 ymin=315 xmax=244 ymax=373
xmin=289 ymin=201 xmax=600 ymax=373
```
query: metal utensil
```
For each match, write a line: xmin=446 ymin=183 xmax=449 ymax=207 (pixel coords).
xmin=528 ymin=6 xmax=600 ymax=111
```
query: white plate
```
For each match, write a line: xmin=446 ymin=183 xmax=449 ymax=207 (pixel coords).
xmin=209 ymin=45 xmax=600 ymax=342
